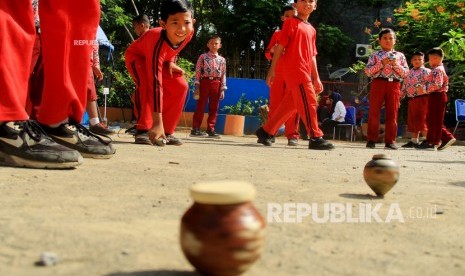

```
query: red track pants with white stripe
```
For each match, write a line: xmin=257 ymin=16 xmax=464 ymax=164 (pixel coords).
xmin=263 ymin=81 xmax=323 ymax=138
xmin=129 ymin=59 xmax=188 ymax=133
xmin=268 ymin=72 xmax=300 ymax=139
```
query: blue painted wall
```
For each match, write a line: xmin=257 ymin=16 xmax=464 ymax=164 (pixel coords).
xmin=184 ymin=78 xmax=270 ymax=113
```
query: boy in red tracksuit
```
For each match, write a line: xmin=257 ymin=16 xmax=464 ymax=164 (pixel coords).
xmin=1 ymin=0 xmax=114 ymax=169
xmin=125 ymin=0 xmax=195 ymax=145
xmin=191 ymin=35 xmax=227 ymax=138
xmin=130 ymin=14 xmax=189 ymax=146
xmin=256 ymin=0 xmax=334 ymax=150
xmin=365 ymin=28 xmax=409 ymax=150
xmin=400 ymin=51 xmax=430 ymax=148
xmin=416 ymin=47 xmax=456 ymax=151
xmin=265 ymin=5 xmax=300 ymax=146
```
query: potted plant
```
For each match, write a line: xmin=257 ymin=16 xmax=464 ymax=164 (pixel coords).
xmin=218 ymin=94 xmax=268 ymax=135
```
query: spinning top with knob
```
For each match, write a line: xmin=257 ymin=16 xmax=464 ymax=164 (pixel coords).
xmin=363 ymin=154 xmax=399 ymax=197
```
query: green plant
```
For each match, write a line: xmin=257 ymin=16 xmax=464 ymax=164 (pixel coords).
xmin=222 ymin=94 xmax=268 ymax=116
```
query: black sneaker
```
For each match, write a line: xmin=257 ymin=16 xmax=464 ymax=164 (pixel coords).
xmin=134 ymin=130 xmax=152 ymax=145
xmin=287 ymin=138 xmax=298 ymax=146
xmin=190 ymin=128 xmax=207 ymax=137
xmin=41 ymin=121 xmax=116 ymax=159
xmin=401 ymin=141 xmax=418 ymax=148
xmin=125 ymin=126 xmax=137 ymax=135
xmin=166 ymin=134 xmax=183 ymax=145
xmin=309 ymin=137 xmax=334 ymax=150
xmin=416 ymin=140 xmax=437 ymax=151
xmin=270 ymin=136 xmax=276 ymax=143
xmin=0 ymin=121 xmax=83 ymax=169
xmin=437 ymin=138 xmax=456 ymax=151
xmin=89 ymin=122 xmax=115 ymax=135
xmin=255 ymin=127 xmax=273 ymax=146
xmin=206 ymin=130 xmax=221 ymax=139
xmin=366 ymin=141 xmax=376 ymax=149
xmin=384 ymin=143 xmax=398 ymax=150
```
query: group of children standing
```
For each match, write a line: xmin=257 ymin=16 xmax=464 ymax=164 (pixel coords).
xmin=365 ymin=29 xmax=456 ymax=151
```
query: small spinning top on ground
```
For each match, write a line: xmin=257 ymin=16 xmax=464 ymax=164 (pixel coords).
xmin=154 ymin=138 xmax=167 ymax=146
xmin=180 ymin=181 xmax=266 ymax=276
xmin=363 ymin=154 xmax=399 ymax=197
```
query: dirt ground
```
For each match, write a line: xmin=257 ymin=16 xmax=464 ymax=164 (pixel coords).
xmin=1 ymin=130 xmax=464 ymax=276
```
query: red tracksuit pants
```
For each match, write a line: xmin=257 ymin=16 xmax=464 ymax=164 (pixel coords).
xmin=263 ymin=81 xmax=323 ymax=138
xmin=268 ymin=72 xmax=300 ymax=139
xmin=129 ymin=59 xmax=188 ymax=134
xmin=425 ymin=92 xmax=454 ymax=145
xmin=0 ymin=0 xmax=100 ymax=124
xmin=367 ymin=79 xmax=401 ymax=144
xmin=192 ymin=79 xmax=221 ymax=131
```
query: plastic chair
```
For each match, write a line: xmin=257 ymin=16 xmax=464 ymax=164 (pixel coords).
xmin=453 ymin=99 xmax=465 ymax=135
xmin=333 ymin=106 xmax=356 ymax=141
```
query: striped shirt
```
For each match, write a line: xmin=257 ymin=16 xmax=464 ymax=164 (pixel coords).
xmin=401 ymin=67 xmax=431 ymax=98
xmin=427 ymin=64 xmax=449 ymax=93
xmin=365 ymin=50 xmax=409 ymax=81
xmin=125 ymin=28 xmax=193 ymax=113
xmin=194 ymin=52 xmax=227 ymax=91
xmin=32 ymin=0 xmax=40 ymax=28
xmin=91 ymin=41 xmax=100 ymax=68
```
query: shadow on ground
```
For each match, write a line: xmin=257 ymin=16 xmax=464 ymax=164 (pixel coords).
xmin=105 ymin=270 xmax=198 ymax=276
xmin=450 ymin=181 xmax=465 ymax=188
xmin=339 ymin=193 xmax=384 ymax=200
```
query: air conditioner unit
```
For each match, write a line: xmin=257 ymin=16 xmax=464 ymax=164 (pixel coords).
xmin=356 ymin=44 xmax=372 ymax=58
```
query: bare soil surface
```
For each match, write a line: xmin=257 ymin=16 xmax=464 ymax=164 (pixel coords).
xmin=1 ymin=131 xmax=464 ymax=276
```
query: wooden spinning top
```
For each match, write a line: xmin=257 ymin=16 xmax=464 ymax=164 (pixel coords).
xmin=180 ymin=181 xmax=266 ymax=276
xmin=363 ymin=154 xmax=399 ymax=197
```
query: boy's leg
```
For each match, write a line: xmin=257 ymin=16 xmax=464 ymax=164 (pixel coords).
xmin=37 ymin=0 xmax=115 ymax=158
xmin=26 ymin=33 xmax=43 ymax=119
xmin=206 ymin=80 xmax=221 ymax=132
xmin=291 ymin=82 xmax=323 ymax=139
xmin=162 ymin=73 xmax=188 ymax=134
xmin=366 ymin=79 xmax=386 ymax=143
xmin=384 ymin=82 xmax=401 ymax=144
xmin=0 ymin=1 xmax=82 ymax=168
xmin=269 ymin=73 xmax=300 ymax=140
xmin=38 ymin=0 xmax=100 ymax=125
xmin=268 ymin=74 xmax=285 ymax=123
xmin=263 ymin=82 xmax=323 ymax=138
xmin=127 ymin=59 xmax=152 ymax=131
xmin=87 ymin=68 xmax=114 ymax=136
xmin=262 ymin=90 xmax=297 ymax=135
xmin=0 ymin=0 xmax=34 ymax=122
xmin=192 ymin=79 xmax=209 ymax=130
xmin=284 ymin=113 xmax=300 ymax=140
xmin=438 ymin=93 xmax=455 ymax=149
xmin=425 ymin=93 xmax=444 ymax=145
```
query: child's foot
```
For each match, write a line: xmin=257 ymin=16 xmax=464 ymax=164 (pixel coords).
xmin=90 ymin=122 xmax=115 ymax=136
xmin=401 ymin=141 xmax=418 ymax=148
xmin=255 ymin=127 xmax=273 ymax=146
xmin=206 ymin=130 xmax=221 ymax=139
xmin=190 ymin=128 xmax=208 ymax=137
xmin=309 ymin=137 xmax=334 ymax=150
xmin=166 ymin=134 xmax=183 ymax=145
xmin=134 ymin=130 xmax=152 ymax=145
xmin=384 ymin=143 xmax=398 ymax=150
xmin=366 ymin=141 xmax=376 ymax=149
xmin=41 ymin=121 xmax=116 ymax=159
xmin=416 ymin=140 xmax=437 ymax=151
xmin=0 ymin=121 xmax=83 ymax=169
xmin=437 ymin=138 xmax=456 ymax=151
xmin=287 ymin=138 xmax=298 ymax=146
